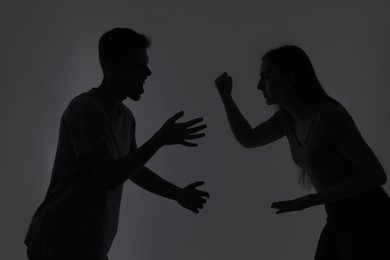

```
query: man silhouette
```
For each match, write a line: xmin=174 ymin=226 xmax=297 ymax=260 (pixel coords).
xmin=25 ymin=27 xmax=209 ymax=260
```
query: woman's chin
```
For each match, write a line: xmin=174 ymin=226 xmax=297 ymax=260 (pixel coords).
xmin=264 ymin=97 xmax=272 ymax=105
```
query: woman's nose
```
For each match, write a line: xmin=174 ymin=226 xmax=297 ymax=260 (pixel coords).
xmin=258 ymin=79 xmax=264 ymax=90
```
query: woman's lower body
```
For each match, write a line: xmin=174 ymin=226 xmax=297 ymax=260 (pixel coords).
xmin=314 ymin=219 xmax=389 ymax=260
xmin=314 ymin=188 xmax=390 ymax=260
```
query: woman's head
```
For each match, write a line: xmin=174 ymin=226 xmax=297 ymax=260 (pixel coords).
xmin=260 ymin=45 xmax=333 ymax=105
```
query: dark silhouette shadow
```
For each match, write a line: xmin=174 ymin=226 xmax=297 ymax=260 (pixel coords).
xmin=25 ymin=28 xmax=209 ymax=260
xmin=215 ymin=45 xmax=390 ymax=259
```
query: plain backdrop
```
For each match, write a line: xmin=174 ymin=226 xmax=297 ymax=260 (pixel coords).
xmin=1 ymin=0 xmax=389 ymax=259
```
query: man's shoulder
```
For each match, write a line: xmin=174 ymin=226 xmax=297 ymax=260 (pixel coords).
xmin=63 ymin=89 xmax=104 ymax=120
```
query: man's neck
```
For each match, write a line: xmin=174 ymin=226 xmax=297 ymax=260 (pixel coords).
xmin=95 ymin=81 xmax=123 ymax=111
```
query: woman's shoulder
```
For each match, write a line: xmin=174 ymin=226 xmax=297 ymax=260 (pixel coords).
xmin=318 ymin=100 xmax=350 ymax=119
xmin=318 ymin=100 xmax=359 ymax=134
xmin=318 ymin=100 xmax=362 ymax=145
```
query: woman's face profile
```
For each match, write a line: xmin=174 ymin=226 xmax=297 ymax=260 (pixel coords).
xmin=258 ymin=60 xmax=293 ymax=105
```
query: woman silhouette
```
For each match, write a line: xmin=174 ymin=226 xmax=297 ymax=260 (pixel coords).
xmin=215 ymin=45 xmax=390 ymax=260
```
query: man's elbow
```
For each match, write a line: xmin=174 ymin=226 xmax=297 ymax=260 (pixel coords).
xmin=98 ymin=172 xmax=120 ymax=190
xmin=94 ymin=162 xmax=123 ymax=190
xmin=102 ymin=165 xmax=143 ymax=190
xmin=105 ymin=179 xmax=121 ymax=190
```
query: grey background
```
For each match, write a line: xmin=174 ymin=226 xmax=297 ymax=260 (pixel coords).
xmin=1 ymin=0 xmax=390 ymax=259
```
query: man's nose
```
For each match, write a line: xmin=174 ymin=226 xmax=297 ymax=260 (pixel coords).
xmin=146 ymin=66 xmax=152 ymax=77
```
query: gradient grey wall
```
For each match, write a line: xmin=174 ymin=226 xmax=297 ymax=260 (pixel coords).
xmin=1 ymin=1 xmax=389 ymax=259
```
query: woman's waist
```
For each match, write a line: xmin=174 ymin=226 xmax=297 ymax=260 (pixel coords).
xmin=324 ymin=187 xmax=390 ymax=220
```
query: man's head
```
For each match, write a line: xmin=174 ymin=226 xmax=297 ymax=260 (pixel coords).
xmin=98 ymin=28 xmax=152 ymax=101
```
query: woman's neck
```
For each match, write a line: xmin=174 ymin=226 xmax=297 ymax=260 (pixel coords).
xmin=281 ymin=99 xmax=321 ymax=125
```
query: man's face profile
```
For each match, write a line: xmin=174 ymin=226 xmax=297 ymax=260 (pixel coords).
xmin=106 ymin=48 xmax=152 ymax=101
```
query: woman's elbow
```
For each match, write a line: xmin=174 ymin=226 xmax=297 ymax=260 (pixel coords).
xmin=379 ymin=172 xmax=387 ymax=186
xmin=238 ymin=137 xmax=254 ymax=149
xmin=371 ymin=170 xmax=387 ymax=186
xmin=236 ymin=131 xmax=257 ymax=148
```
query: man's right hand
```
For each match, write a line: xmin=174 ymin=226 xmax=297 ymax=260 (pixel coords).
xmin=215 ymin=72 xmax=233 ymax=96
xmin=154 ymin=111 xmax=207 ymax=147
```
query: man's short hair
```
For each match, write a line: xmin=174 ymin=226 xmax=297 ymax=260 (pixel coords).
xmin=98 ymin=28 xmax=150 ymax=67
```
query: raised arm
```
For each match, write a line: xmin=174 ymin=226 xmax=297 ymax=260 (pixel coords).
xmin=215 ymin=72 xmax=284 ymax=148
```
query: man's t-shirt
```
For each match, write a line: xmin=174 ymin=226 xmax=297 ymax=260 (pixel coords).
xmin=25 ymin=88 xmax=136 ymax=259
xmin=268 ymin=101 xmax=390 ymax=223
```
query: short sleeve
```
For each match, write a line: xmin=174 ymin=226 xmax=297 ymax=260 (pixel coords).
xmin=320 ymin=104 xmax=362 ymax=148
xmin=130 ymin=122 xmax=137 ymax=152
xmin=66 ymin=111 xmax=112 ymax=158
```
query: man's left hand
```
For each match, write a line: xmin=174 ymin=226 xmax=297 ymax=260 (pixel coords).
xmin=177 ymin=181 xmax=210 ymax=213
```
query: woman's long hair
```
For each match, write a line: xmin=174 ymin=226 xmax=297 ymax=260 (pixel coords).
xmin=262 ymin=45 xmax=341 ymax=189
